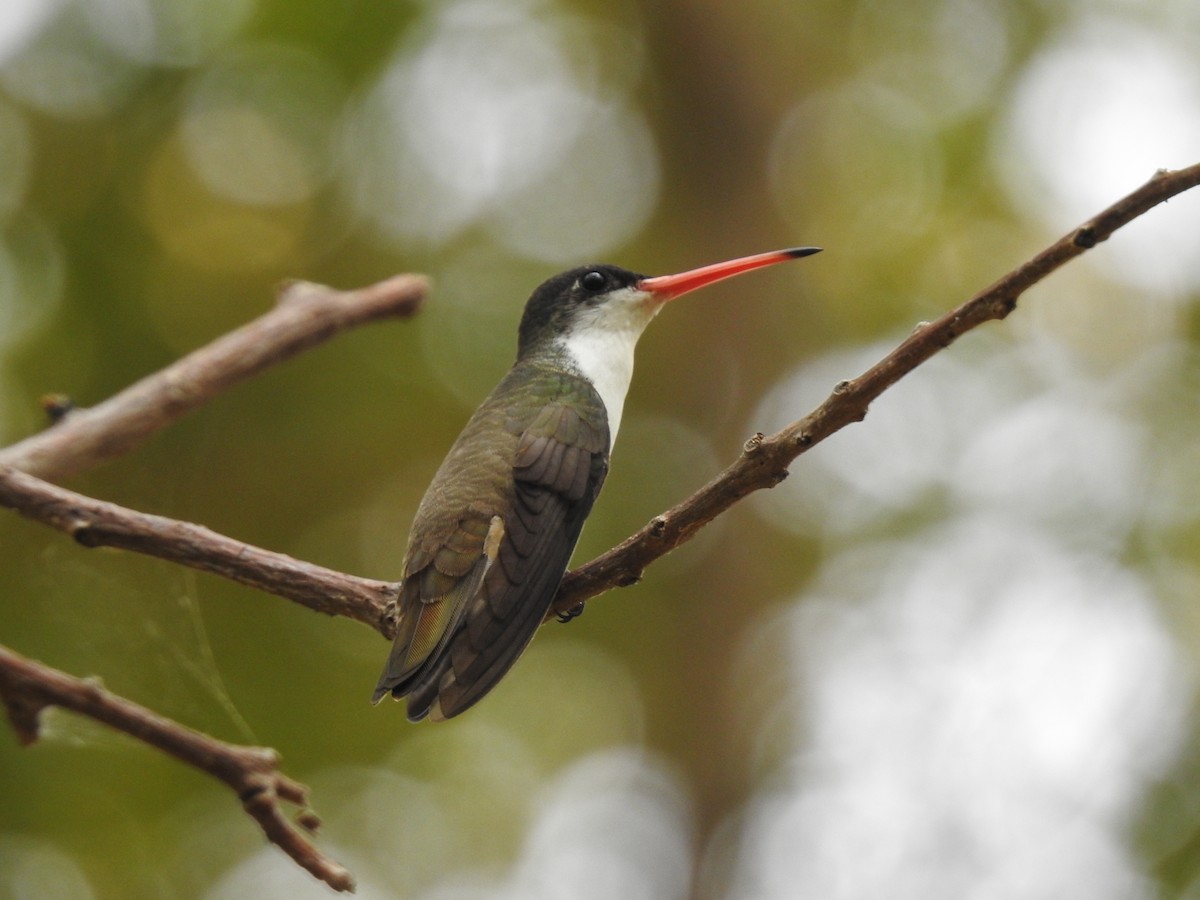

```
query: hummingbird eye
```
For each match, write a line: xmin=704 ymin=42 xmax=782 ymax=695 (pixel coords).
xmin=580 ymin=271 xmax=607 ymax=292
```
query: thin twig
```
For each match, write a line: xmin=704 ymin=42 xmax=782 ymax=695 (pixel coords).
xmin=0 ymin=466 xmax=398 ymax=636
xmin=0 ymin=644 xmax=355 ymax=893
xmin=0 ymin=275 xmax=428 ymax=481
xmin=550 ymin=163 xmax=1200 ymax=614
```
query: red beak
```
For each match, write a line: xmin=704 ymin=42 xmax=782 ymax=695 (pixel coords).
xmin=637 ymin=246 xmax=821 ymax=302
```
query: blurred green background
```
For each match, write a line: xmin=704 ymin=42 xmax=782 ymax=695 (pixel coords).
xmin=2 ymin=0 xmax=1200 ymax=897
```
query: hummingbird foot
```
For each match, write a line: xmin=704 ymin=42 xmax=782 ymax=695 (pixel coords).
xmin=556 ymin=602 xmax=585 ymax=623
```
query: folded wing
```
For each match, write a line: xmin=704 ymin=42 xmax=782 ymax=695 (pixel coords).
xmin=373 ymin=390 xmax=608 ymax=721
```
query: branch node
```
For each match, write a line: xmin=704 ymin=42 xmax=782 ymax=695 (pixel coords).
xmin=743 ymin=432 xmax=765 ymax=454
xmin=248 ymin=746 xmax=282 ymax=769
xmin=832 ymin=379 xmax=852 ymax=395
xmin=239 ymin=778 xmax=271 ymax=805
xmin=274 ymin=279 xmax=321 ymax=307
xmin=40 ymin=394 xmax=77 ymax=425
xmin=379 ymin=592 xmax=402 ymax=639
xmin=2 ymin=694 xmax=44 ymax=745
xmin=616 ymin=572 xmax=643 ymax=588
xmin=1073 ymin=227 xmax=1097 ymax=249
xmin=648 ymin=515 xmax=668 ymax=538
xmin=70 ymin=520 xmax=101 ymax=547
xmin=274 ymin=773 xmax=310 ymax=806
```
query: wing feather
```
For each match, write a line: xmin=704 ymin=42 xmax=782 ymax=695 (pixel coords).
xmin=371 ymin=523 xmax=494 ymax=705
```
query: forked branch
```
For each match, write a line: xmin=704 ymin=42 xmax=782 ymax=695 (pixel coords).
xmin=0 ymin=645 xmax=355 ymax=892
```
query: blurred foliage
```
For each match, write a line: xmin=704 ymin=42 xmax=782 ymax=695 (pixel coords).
xmin=2 ymin=0 xmax=1200 ymax=897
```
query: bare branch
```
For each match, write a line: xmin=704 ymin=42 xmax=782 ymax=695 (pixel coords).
xmin=0 ymin=275 xmax=428 ymax=482
xmin=1 ymin=168 xmax=1197 ymax=891
xmin=0 ymin=644 xmax=355 ymax=893
xmin=3 ymin=167 xmax=1199 ymax=634
xmin=0 ymin=465 xmax=398 ymax=636
xmin=3 ymin=168 xmax=1198 ymax=633
xmin=550 ymin=163 xmax=1200 ymax=615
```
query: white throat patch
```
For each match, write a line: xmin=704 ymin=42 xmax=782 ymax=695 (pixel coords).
xmin=556 ymin=286 xmax=661 ymax=448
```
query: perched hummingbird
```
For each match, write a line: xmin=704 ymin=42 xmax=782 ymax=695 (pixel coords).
xmin=373 ymin=247 xmax=821 ymax=721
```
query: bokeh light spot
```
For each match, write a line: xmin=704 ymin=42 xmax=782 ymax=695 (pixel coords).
xmin=80 ymin=0 xmax=256 ymax=68
xmin=0 ymin=0 xmax=64 ymax=65
xmin=0 ymin=835 xmax=96 ymax=900
xmin=769 ymin=83 xmax=943 ymax=248
xmin=997 ymin=15 xmax=1200 ymax=296
xmin=0 ymin=8 xmax=139 ymax=119
xmin=0 ymin=99 xmax=31 ymax=217
xmin=0 ymin=212 xmax=65 ymax=350
xmin=141 ymin=133 xmax=308 ymax=273
xmin=751 ymin=328 xmax=1166 ymax=546
xmin=341 ymin=0 xmax=658 ymax=255
xmin=180 ymin=44 xmax=345 ymax=207
xmin=488 ymin=102 xmax=660 ymax=263
xmin=952 ymin=392 xmax=1145 ymax=544
xmin=723 ymin=517 xmax=1187 ymax=900
xmin=510 ymin=749 xmax=692 ymax=900
xmin=851 ymin=0 xmax=1012 ymax=123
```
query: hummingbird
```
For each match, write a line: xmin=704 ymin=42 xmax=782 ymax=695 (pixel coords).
xmin=373 ymin=247 xmax=821 ymax=721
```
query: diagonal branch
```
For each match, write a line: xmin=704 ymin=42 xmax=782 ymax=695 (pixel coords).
xmin=0 ymin=275 xmax=428 ymax=482
xmin=0 ymin=644 xmax=355 ymax=893
xmin=549 ymin=163 xmax=1200 ymax=614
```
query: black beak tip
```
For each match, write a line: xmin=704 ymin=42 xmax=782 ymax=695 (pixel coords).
xmin=785 ymin=246 xmax=823 ymax=258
